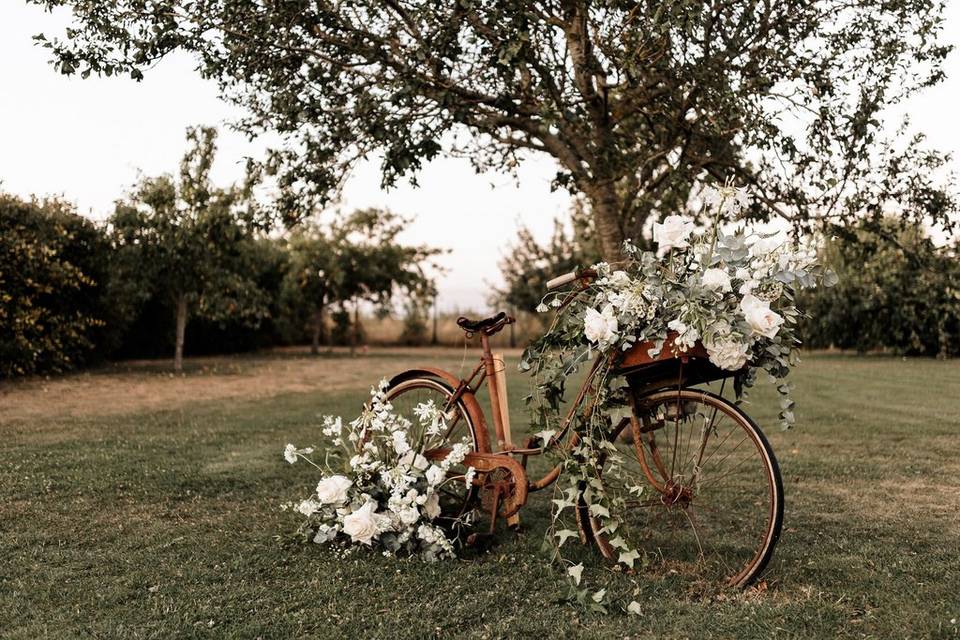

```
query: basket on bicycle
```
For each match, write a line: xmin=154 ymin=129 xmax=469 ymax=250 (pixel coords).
xmin=613 ymin=331 xmax=744 ymax=393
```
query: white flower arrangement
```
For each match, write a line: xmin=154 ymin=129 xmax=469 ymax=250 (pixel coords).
xmin=526 ymin=183 xmax=836 ymax=429
xmin=283 ymin=380 xmax=474 ymax=561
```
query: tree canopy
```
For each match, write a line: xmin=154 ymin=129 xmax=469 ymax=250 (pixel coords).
xmin=110 ymin=126 xmax=269 ymax=370
xmin=0 ymin=194 xmax=110 ymax=377
xmin=799 ymin=219 xmax=960 ymax=357
xmin=32 ymin=0 xmax=956 ymax=259
xmin=283 ymin=208 xmax=441 ymax=353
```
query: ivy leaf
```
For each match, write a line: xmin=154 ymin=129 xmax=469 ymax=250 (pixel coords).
xmin=607 ymin=535 xmax=628 ymax=550
xmin=555 ymin=529 xmax=579 ymax=547
xmin=588 ymin=503 xmax=610 ymax=518
xmin=619 ymin=549 xmax=642 ymax=568
xmin=627 ymin=601 xmax=643 ymax=616
xmin=567 ymin=563 xmax=584 ymax=585
xmin=823 ymin=268 xmax=839 ymax=287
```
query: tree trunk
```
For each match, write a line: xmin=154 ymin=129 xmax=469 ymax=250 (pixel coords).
xmin=588 ymin=182 xmax=626 ymax=263
xmin=350 ymin=300 xmax=359 ymax=357
xmin=311 ymin=307 xmax=323 ymax=355
xmin=174 ymin=295 xmax=188 ymax=373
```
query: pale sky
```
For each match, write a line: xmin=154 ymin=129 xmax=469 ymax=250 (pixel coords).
xmin=2 ymin=2 xmax=958 ymax=311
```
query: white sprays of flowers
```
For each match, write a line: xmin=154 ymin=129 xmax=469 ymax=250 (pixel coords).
xmin=282 ymin=380 xmax=473 ymax=561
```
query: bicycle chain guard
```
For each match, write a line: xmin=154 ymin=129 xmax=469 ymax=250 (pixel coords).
xmin=462 ymin=451 xmax=528 ymax=519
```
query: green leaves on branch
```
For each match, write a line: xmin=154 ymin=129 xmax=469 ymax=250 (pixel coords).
xmin=0 ymin=195 xmax=111 ymax=377
xmin=28 ymin=0 xmax=958 ymax=257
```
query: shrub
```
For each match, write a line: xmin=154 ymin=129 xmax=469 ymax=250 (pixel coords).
xmin=798 ymin=219 xmax=960 ymax=357
xmin=0 ymin=194 xmax=111 ymax=377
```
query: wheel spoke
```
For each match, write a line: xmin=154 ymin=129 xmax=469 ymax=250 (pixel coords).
xmin=594 ymin=390 xmax=781 ymax=588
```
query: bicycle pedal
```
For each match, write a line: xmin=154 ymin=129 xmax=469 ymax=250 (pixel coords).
xmin=466 ymin=531 xmax=496 ymax=551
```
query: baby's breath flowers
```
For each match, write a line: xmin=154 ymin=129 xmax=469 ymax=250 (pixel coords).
xmin=283 ymin=380 xmax=474 ymax=561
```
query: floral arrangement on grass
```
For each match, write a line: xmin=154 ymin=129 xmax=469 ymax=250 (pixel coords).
xmin=522 ymin=184 xmax=836 ymax=607
xmin=282 ymin=380 xmax=474 ymax=561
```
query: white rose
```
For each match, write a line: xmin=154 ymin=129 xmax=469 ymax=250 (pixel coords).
xmin=398 ymin=506 xmax=420 ymax=526
xmin=653 ymin=215 xmax=695 ymax=251
xmin=701 ymin=268 xmax=732 ymax=292
xmin=316 ymin=475 xmax=352 ymax=504
xmin=425 ymin=465 xmax=445 ymax=486
xmin=740 ymin=294 xmax=784 ymax=338
xmin=341 ymin=502 xmax=383 ymax=545
xmin=705 ymin=339 xmax=750 ymax=371
xmin=423 ymin=492 xmax=441 ymax=520
xmin=607 ymin=270 xmax=632 ymax=287
xmin=583 ymin=304 xmax=619 ymax=345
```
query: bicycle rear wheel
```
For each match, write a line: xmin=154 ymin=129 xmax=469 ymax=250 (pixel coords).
xmin=590 ymin=388 xmax=783 ymax=587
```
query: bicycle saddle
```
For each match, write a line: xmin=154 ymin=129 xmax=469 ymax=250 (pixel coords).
xmin=457 ymin=311 xmax=511 ymax=334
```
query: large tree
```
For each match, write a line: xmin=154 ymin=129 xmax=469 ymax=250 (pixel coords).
xmin=33 ymin=1 xmax=956 ymax=259
xmin=110 ymin=126 xmax=268 ymax=371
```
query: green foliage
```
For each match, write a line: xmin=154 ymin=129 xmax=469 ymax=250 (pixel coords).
xmin=108 ymin=126 xmax=270 ymax=368
xmin=398 ymin=298 xmax=430 ymax=347
xmin=329 ymin=308 xmax=361 ymax=347
xmin=30 ymin=0 xmax=957 ymax=258
xmin=282 ymin=209 xmax=442 ymax=349
xmin=799 ymin=219 xmax=960 ymax=356
xmin=0 ymin=194 xmax=110 ymax=377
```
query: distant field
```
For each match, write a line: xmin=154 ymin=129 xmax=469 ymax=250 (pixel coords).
xmin=2 ymin=348 xmax=959 ymax=639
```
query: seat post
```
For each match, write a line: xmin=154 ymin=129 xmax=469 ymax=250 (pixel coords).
xmin=480 ymin=332 xmax=509 ymax=451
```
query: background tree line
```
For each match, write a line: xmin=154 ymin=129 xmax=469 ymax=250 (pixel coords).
xmin=0 ymin=128 xmax=440 ymax=378
xmin=5 ymin=0 xmax=957 ymax=377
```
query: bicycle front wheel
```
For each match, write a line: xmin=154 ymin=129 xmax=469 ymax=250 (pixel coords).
xmin=385 ymin=376 xmax=484 ymax=535
xmin=590 ymin=388 xmax=783 ymax=588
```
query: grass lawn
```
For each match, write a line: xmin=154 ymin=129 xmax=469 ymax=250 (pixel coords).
xmin=2 ymin=348 xmax=959 ymax=639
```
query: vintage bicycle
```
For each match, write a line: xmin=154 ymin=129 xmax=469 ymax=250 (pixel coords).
xmin=384 ymin=269 xmax=783 ymax=588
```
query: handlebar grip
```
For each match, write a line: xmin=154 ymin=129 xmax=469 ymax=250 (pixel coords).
xmin=546 ymin=271 xmax=578 ymax=291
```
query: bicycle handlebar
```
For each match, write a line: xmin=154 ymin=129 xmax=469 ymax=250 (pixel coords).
xmin=545 ymin=269 xmax=596 ymax=291
xmin=545 ymin=271 xmax=578 ymax=291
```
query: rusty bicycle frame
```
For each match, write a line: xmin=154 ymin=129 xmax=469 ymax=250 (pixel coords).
xmin=403 ymin=270 xmax=718 ymax=536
